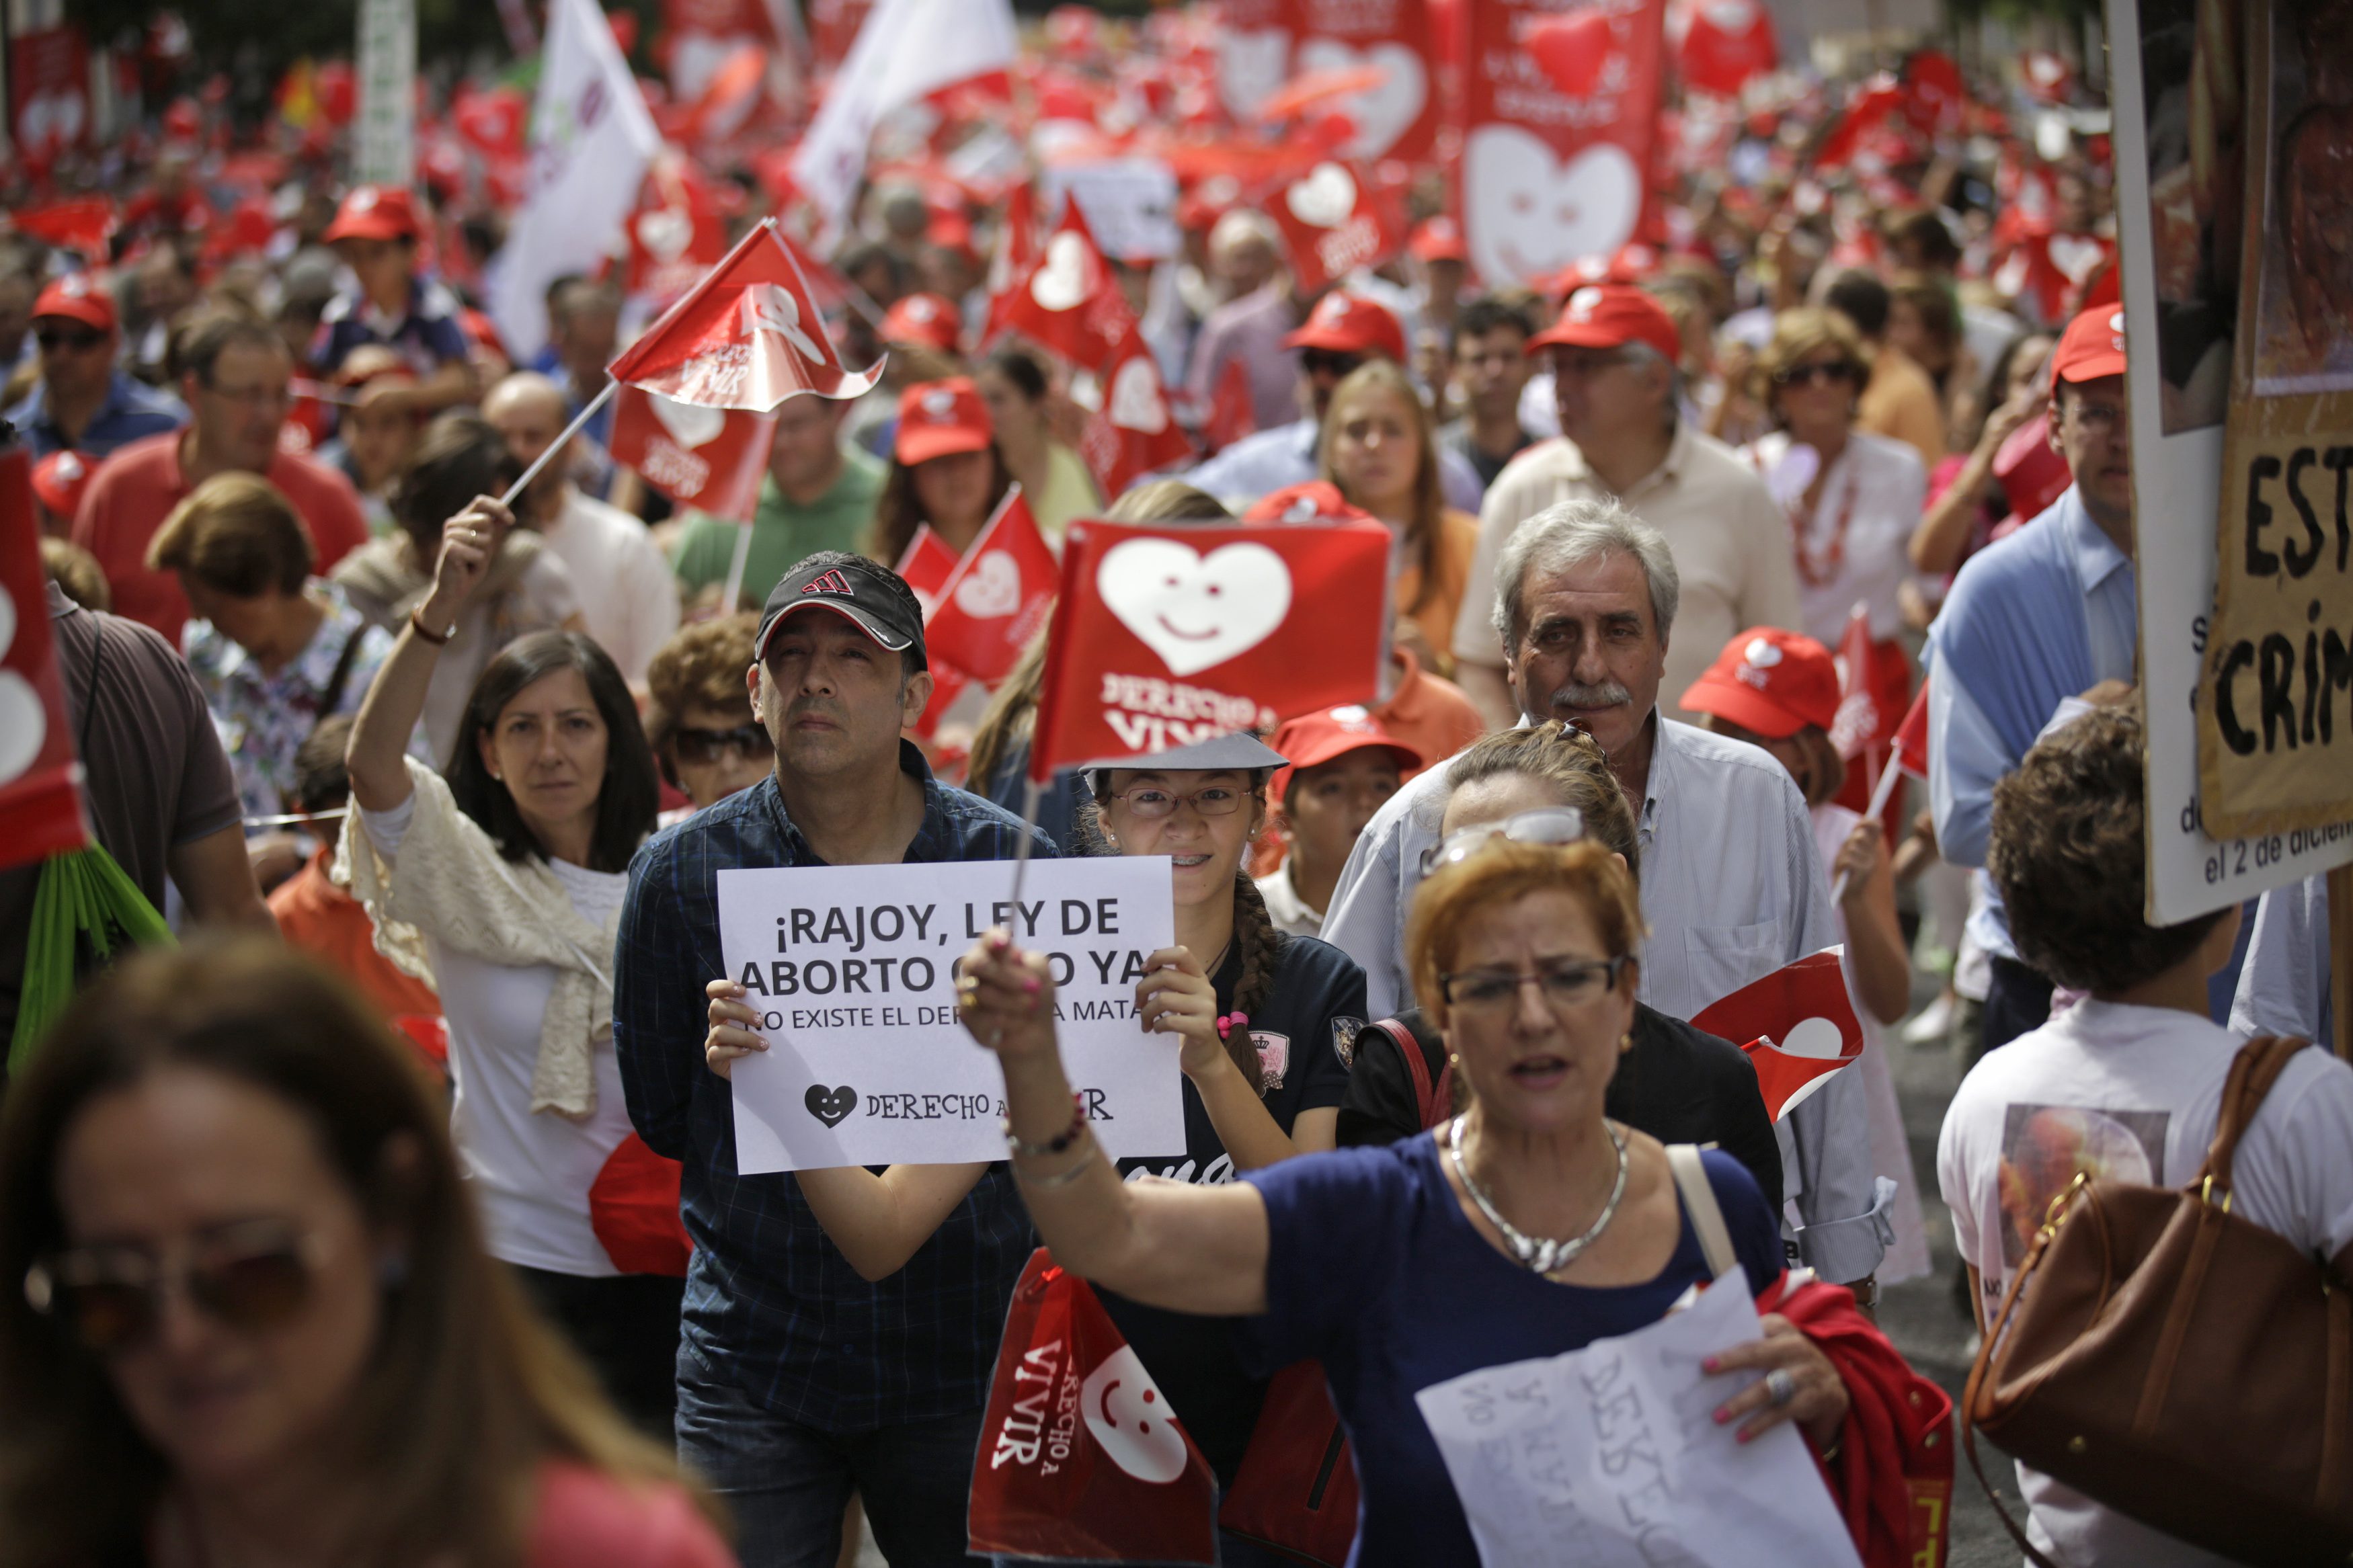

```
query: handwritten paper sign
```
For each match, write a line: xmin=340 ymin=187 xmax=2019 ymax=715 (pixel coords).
xmin=717 ymin=858 xmax=1180 ymax=1171
xmin=1413 ymin=1272 xmax=1862 ymax=1568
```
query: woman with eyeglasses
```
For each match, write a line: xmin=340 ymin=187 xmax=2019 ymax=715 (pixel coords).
xmin=952 ymin=832 xmax=1859 ymax=1565
xmin=645 ymin=614 xmax=771 ymax=823
xmin=1334 ymin=722 xmax=1781 ymax=1205
xmin=0 ymin=938 xmax=733 ymax=1568
xmin=341 ymin=499 xmax=682 ymax=1439
xmin=700 ymin=732 xmax=1367 ymax=1544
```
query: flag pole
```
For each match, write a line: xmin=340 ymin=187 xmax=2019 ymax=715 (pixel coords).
xmin=1829 ymin=758 xmax=1909 ymax=905
xmin=1007 ymin=775 xmax=1045 ymax=913
xmin=498 ymin=379 xmax=620 ymax=509
xmin=720 ymin=520 xmax=757 ymax=615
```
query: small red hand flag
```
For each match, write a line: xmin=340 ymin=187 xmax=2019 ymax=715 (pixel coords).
xmin=0 ymin=449 xmax=89 ymax=873
xmin=1690 ymin=950 xmax=1865 ymax=1122
xmin=1266 ymin=158 xmax=1404 ymax=294
xmin=606 ymin=384 xmax=776 ymax=520
xmin=924 ymin=488 xmax=1061 ymax=686
xmin=895 ymin=524 xmax=963 ymax=619
xmin=1076 ymin=339 xmax=1196 ymax=501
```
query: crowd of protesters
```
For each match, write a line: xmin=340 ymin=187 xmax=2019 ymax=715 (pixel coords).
xmin=2 ymin=9 xmax=2351 ymax=1568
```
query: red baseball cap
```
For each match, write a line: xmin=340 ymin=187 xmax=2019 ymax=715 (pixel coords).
xmin=1283 ymin=292 xmax=1406 ymax=362
xmin=881 ymin=292 xmax=963 ymax=354
xmin=2050 ymin=304 xmax=2127 ymax=390
xmin=1269 ymin=706 xmax=1423 ymax=802
xmin=1678 ymin=627 xmax=1840 ymax=739
xmin=895 ymin=377 xmax=994 ymax=466
xmin=323 ymin=184 xmax=422 ymax=244
xmin=1240 ymin=481 xmax=1375 ymax=527
xmin=1408 ymin=216 xmax=1468 ymax=264
xmin=32 ymin=274 xmax=116 ymax=335
xmin=32 ymin=449 xmax=95 ymax=518
xmin=1527 ymin=284 xmax=1681 ymax=364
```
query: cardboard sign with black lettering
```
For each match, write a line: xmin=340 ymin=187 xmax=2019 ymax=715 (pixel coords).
xmin=717 ymin=857 xmax=1179 ymax=1171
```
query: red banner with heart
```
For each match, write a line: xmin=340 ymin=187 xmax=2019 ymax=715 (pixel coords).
xmin=1689 ymin=950 xmax=1863 ymax=1122
xmin=0 ymin=449 xmax=90 ymax=875
xmin=924 ymin=489 xmax=1061 ymax=686
xmin=1029 ymin=518 xmax=1391 ymax=782
xmin=626 ymin=152 xmax=731 ymax=307
xmin=1076 ymin=338 xmax=1196 ymax=501
xmin=606 ymin=383 xmax=776 ymax=520
xmin=1265 ymin=157 xmax=1406 ymax=294
xmin=1283 ymin=0 xmax=1439 ymax=162
xmin=1461 ymin=0 xmax=1667 ymax=291
xmin=967 ymin=1249 xmax=1218 ymax=1564
xmin=894 ymin=526 xmax=972 ymax=739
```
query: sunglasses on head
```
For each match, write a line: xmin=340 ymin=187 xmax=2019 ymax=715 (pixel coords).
xmin=1773 ymin=361 xmax=1861 ymax=388
xmin=1417 ymin=805 xmax=1587 ymax=877
xmin=1301 ymin=349 xmax=1365 ymax=379
xmin=36 ymin=327 xmax=103 ymax=354
xmin=672 ymin=722 xmax=770 ymax=766
xmin=24 ymin=1221 xmax=330 ymax=1356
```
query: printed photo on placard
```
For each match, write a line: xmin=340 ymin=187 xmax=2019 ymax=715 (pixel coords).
xmin=2134 ymin=0 xmax=2239 ymax=431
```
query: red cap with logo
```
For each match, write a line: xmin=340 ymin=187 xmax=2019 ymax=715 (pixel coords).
xmin=1677 ymin=627 xmax=1841 ymax=739
xmin=1408 ymin=216 xmax=1468 ymax=264
xmin=894 ymin=377 xmax=994 ymax=466
xmin=2050 ymin=304 xmax=2127 ymax=390
xmin=1526 ymin=284 xmax=1681 ymax=364
xmin=32 ymin=274 xmax=116 ymax=335
xmin=323 ymin=184 xmax=422 ymax=244
xmin=1240 ymin=481 xmax=1375 ymax=527
xmin=1282 ymin=292 xmax=1407 ymax=362
xmin=1269 ymin=706 xmax=1424 ymax=802
xmin=881 ymin=292 xmax=963 ymax=354
xmin=32 ymin=449 xmax=95 ymax=518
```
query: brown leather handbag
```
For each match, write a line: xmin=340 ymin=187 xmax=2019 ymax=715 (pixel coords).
xmin=1960 ymin=1035 xmax=2353 ymax=1566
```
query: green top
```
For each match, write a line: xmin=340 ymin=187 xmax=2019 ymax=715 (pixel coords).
xmin=670 ymin=444 xmax=887 ymax=606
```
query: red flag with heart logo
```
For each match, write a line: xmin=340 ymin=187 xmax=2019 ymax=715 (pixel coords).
xmin=1689 ymin=950 xmax=1864 ymax=1122
xmin=626 ymin=151 xmax=731 ymax=307
xmin=1202 ymin=355 xmax=1257 ymax=454
xmin=1284 ymin=0 xmax=1439 ymax=162
xmin=1669 ymin=0 xmax=1776 ymax=99
xmin=1829 ymin=604 xmax=1885 ymax=764
xmin=0 ymin=449 xmax=90 ymax=875
xmin=968 ymin=1249 xmax=1218 ymax=1565
xmin=893 ymin=526 xmax=973 ymax=738
xmin=604 ymin=218 xmax=885 ymax=410
xmin=607 ymin=383 xmax=776 ymax=520
xmin=1029 ymin=518 xmax=1391 ymax=781
xmin=924 ymin=489 xmax=1061 ymax=686
xmin=1465 ymin=0 xmax=1667 ymax=291
xmin=1077 ymin=339 xmax=1196 ymax=501
xmin=1267 ymin=157 xmax=1404 ymax=294
xmin=1889 ymin=679 xmax=1931 ymax=781
xmin=993 ymin=201 xmax=1136 ymax=371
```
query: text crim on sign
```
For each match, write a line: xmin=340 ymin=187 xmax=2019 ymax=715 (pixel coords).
xmin=717 ymin=857 xmax=1181 ymax=1172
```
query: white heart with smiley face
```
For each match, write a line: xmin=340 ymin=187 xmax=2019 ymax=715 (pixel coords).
xmin=1295 ymin=38 xmax=1427 ymax=157
xmin=1107 ymin=356 xmax=1169 ymax=434
xmin=1097 ymin=538 xmax=1291 ymax=677
xmin=952 ymin=550 xmax=1022 ymax=619
xmin=1080 ymin=1345 xmax=1190 ymax=1483
xmin=1463 ymin=126 xmax=1641 ymax=288
xmin=1029 ymin=231 xmax=1094 ymax=312
xmin=650 ymin=393 xmax=726 ymax=450
xmin=1285 ymin=162 xmax=1358 ymax=230
xmin=637 ymin=208 xmax=694 ymax=262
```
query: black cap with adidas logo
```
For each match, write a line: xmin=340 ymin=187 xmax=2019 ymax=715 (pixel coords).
xmin=756 ymin=552 xmax=928 ymax=669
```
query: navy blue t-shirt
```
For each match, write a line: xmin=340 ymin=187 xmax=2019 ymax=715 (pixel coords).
xmin=1099 ymin=933 xmax=1365 ymax=1483
xmin=1237 ymin=1140 xmax=1783 ymax=1565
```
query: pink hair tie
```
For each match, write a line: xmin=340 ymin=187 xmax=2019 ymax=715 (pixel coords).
xmin=1218 ymin=1011 xmax=1250 ymax=1038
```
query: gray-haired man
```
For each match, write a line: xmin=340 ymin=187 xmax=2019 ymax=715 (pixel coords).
xmin=1322 ymin=499 xmax=1891 ymax=1288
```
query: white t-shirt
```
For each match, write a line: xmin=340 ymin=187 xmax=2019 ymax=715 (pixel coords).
xmin=359 ymin=794 xmax=637 ymax=1278
xmin=537 ymin=487 xmax=681 ymax=689
xmin=1741 ymin=428 xmax=1927 ymax=645
xmin=1254 ymin=862 xmax=1322 ymax=939
xmin=1938 ymin=999 xmax=2353 ymax=1566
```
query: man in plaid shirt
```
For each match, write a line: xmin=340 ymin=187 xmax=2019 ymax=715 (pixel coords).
xmin=616 ymin=552 xmax=1054 ymax=1568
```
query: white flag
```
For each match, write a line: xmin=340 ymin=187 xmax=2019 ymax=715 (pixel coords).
xmin=789 ymin=0 xmax=1016 ymax=248
xmin=489 ymin=0 xmax=660 ymax=360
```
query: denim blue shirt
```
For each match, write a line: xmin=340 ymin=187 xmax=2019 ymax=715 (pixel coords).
xmin=7 ymin=370 xmax=186 ymax=460
xmin=614 ymin=742 xmax=1056 ymax=1429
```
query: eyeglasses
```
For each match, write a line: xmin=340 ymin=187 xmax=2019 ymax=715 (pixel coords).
xmin=24 ymin=1221 xmax=329 ymax=1355
xmin=1440 ymin=954 xmax=1632 ymax=1014
xmin=1772 ymin=361 xmax=1861 ymax=388
xmin=35 ymin=327 xmax=103 ymax=354
xmin=1301 ymin=349 xmax=1365 ymax=380
xmin=1418 ymin=806 xmax=1586 ymax=876
xmin=672 ymin=722 xmax=770 ymax=766
xmin=1105 ymin=783 xmax=1248 ymax=819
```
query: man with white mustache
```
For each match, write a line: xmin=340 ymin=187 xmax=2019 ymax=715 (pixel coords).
xmin=1323 ymin=498 xmax=1892 ymax=1290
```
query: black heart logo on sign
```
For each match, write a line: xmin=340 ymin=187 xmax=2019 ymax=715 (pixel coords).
xmin=804 ymin=1085 xmax=857 ymax=1128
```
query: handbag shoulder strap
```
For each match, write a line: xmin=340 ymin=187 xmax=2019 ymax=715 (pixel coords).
xmin=2198 ymin=1034 xmax=2313 ymax=1195
xmin=1375 ymin=1018 xmax=1443 ymax=1131
xmin=309 ymin=620 xmax=368 ymax=737
xmin=1666 ymin=1143 xmax=1739 ymax=1280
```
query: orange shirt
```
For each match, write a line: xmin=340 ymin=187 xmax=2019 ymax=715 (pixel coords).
xmin=73 ymin=430 xmax=370 ymax=645
xmin=1370 ymin=646 xmax=1487 ymax=782
xmin=268 ymin=847 xmax=440 ymax=1021
xmin=1392 ymin=509 xmax=1482 ymax=680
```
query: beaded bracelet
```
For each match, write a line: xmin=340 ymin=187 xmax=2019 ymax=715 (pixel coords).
xmin=1002 ymin=1092 xmax=1086 ymax=1159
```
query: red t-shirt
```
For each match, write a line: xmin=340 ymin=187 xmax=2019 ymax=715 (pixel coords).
xmin=71 ymin=429 xmax=370 ymax=646
xmin=526 ymin=1463 xmax=735 ymax=1568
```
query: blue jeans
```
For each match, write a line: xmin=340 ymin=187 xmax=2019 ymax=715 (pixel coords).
xmin=674 ymin=1341 xmax=989 ymax=1568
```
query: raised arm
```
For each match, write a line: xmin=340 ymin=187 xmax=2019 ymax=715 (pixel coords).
xmin=345 ymin=497 xmax=506 ymax=811
xmin=1138 ymin=947 xmax=1332 ymax=1170
xmin=961 ymin=932 xmax=1272 ymax=1313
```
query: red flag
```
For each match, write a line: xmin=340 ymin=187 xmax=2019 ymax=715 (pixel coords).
xmin=1077 ymin=339 xmax=1196 ymax=501
xmin=607 ymin=383 xmax=776 ymax=520
xmin=604 ymin=218 xmax=885 ymax=409
xmin=1829 ymin=604 xmax=1882 ymax=764
xmin=625 ymin=151 xmax=731 ymax=306
xmin=895 ymin=524 xmax=963 ymax=618
xmin=1689 ymin=950 xmax=1864 ymax=1122
xmin=1029 ymin=518 xmax=1391 ymax=781
xmin=992 ymin=200 xmax=1134 ymax=371
xmin=1669 ymin=0 xmax=1776 ymax=98
xmin=9 ymin=195 xmax=115 ymax=257
xmin=982 ymin=179 xmax=1041 ymax=345
xmin=1266 ymin=157 xmax=1404 ymax=294
xmin=0 ymin=449 xmax=90 ymax=874
xmin=1890 ymin=680 xmax=1931 ymax=780
xmin=968 ymin=1250 xmax=1218 ymax=1565
xmin=1202 ymin=355 xmax=1257 ymax=454
xmin=924 ymin=489 xmax=1061 ymax=686
xmin=1464 ymin=0 xmax=1667 ymax=290
xmin=1287 ymin=0 xmax=1440 ymax=161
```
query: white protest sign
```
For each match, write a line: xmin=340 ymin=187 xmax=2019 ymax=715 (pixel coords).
xmin=718 ymin=857 xmax=1180 ymax=1171
xmin=1043 ymin=159 xmax=1182 ymax=264
xmin=1414 ymin=1273 xmax=1862 ymax=1568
